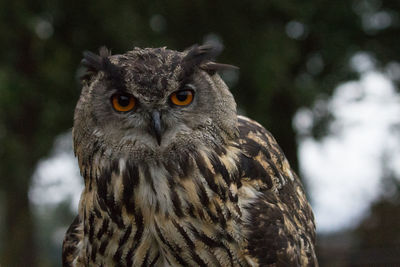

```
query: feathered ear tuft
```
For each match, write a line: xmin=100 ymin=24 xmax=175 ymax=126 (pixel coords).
xmin=200 ymin=62 xmax=239 ymax=75
xmin=181 ymin=43 xmax=223 ymax=74
xmin=80 ymin=46 xmax=112 ymax=81
xmin=181 ymin=42 xmax=237 ymax=76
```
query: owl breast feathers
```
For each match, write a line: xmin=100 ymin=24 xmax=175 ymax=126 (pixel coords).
xmin=63 ymin=44 xmax=318 ymax=266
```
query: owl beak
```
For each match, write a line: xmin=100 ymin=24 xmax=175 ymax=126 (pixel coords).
xmin=150 ymin=110 xmax=163 ymax=145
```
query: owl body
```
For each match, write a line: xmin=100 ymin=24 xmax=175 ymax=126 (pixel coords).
xmin=63 ymin=45 xmax=317 ymax=266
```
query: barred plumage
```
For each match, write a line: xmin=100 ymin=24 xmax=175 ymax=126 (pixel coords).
xmin=63 ymin=44 xmax=317 ymax=266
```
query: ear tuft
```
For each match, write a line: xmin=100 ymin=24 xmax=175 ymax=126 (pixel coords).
xmin=80 ymin=46 xmax=112 ymax=81
xmin=181 ymin=42 xmax=238 ymax=76
xmin=181 ymin=43 xmax=223 ymax=74
xmin=200 ymin=62 xmax=239 ymax=75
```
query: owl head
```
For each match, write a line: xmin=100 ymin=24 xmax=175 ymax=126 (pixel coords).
xmin=73 ymin=44 xmax=238 ymax=167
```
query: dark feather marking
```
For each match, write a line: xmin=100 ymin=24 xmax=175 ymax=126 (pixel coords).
xmin=83 ymin=167 xmax=88 ymax=185
xmin=163 ymin=158 xmax=182 ymax=179
xmin=140 ymin=249 xmax=151 ymax=267
xmin=178 ymin=152 xmax=191 ymax=179
xmin=126 ymin=248 xmax=134 ymax=267
xmin=131 ymin=209 xmax=144 ymax=253
xmin=83 ymin=209 xmax=88 ymax=235
xmin=239 ymin=154 xmax=273 ymax=189
xmin=85 ymin=246 xmax=90 ymax=265
xmin=149 ymin=252 xmax=160 ymax=266
xmin=172 ymin=220 xmax=207 ymax=267
xmin=96 ymin=161 xmax=124 ymax=228
xmin=187 ymin=202 xmax=196 ymax=218
xmin=155 ymin=223 xmax=187 ymax=266
xmin=206 ymin=208 xmax=219 ymax=224
xmin=197 ymin=184 xmax=209 ymax=206
xmin=228 ymin=191 xmax=238 ymax=203
xmin=213 ymin=144 xmax=227 ymax=156
xmin=240 ymin=138 xmax=261 ymax=158
xmin=113 ymin=249 xmax=123 ymax=265
xmin=96 ymin=218 xmax=109 ymax=239
xmin=197 ymin=185 xmax=219 ymax=223
xmin=90 ymin=242 xmax=97 ymax=262
xmin=267 ymin=158 xmax=284 ymax=181
xmin=165 ymin=256 xmax=171 ymax=265
xmin=217 ymin=184 xmax=227 ymax=202
xmin=189 ymin=224 xmax=234 ymax=266
xmin=194 ymin=153 xmax=222 ymax=198
xmin=91 ymin=140 xmax=101 ymax=156
xmin=88 ymin=212 xmax=95 ymax=244
xmin=106 ymin=193 xmax=124 ymax=228
xmin=246 ymin=138 xmax=273 ymax=162
xmin=171 ymin=189 xmax=184 ymax=218
xmin=214 ymin=201 xmax=227 ymax=228
xmin=166 ymin=172 xmax=175 ymax=188
xmin=93 ymin=207 xmax=101 ymax=218
xmin=122 ymin=161 xmax=139 ymax=214
xmin=99 ymin=240 xmax=107 ymax=255
xmin=97 ymin=165 xmax=110 ymax=206
xmin=114 ymin=227 xmax=134 ymax=267
xmin=119 ymin=225 xmax=132 ymax=247
xmin=143 ymin=164 xmax=156 ymax=194
xmin=88 ymin=165 xmax=93 ymax=191
xmin=209 ymin=153 xmax=231 ymax=187
xmin=97 ymin=196 xmax=107 ymax=212
xmin=172 ymin=220 xmax=194 ymax=250
xmin=197 ymin=208 xmax=206 ymax=220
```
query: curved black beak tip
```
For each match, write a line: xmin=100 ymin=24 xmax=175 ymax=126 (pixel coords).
xmin=151 ymin=110 xmax=162 ymax=145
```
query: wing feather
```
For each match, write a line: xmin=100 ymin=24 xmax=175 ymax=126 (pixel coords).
xmin=237 ymin=115 xmax=318 ymax=266
xmin=62 ymin=215 xmax=84 ymax=267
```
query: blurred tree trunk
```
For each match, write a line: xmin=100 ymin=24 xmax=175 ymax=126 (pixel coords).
xmin=0 ymin=101 xmax=39 ymax=267
xmin=0 ymin=23 xmax=39 ymax=266
xmin=1 ymin=120 xmax=38 ymax=266
xmin=2 ymin=178 xmax=36 ymax=266
xmin=267 ymin=88 xmax=299 ymax=172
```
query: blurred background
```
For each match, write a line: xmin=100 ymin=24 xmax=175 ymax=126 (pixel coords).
xmin=0 ymin=0 xmax=399 ymax=266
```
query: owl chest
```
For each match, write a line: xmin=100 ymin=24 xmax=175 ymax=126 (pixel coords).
xmin=83 ymin=163 xmax=249 ymax=266
xmin=85 ymin=213 xmax=245 ymax=267
xmin=129 ymin=166 xmax=246 ymax=266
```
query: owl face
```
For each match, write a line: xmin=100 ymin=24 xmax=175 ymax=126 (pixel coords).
xmin=74 ymin=45 xmax=238 ymax=163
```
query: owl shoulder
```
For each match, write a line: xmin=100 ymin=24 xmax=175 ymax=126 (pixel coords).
xmin=236 ymin=115 xmax=317 ymax=266
xmin=237 ymin=115 xmax=296 ymax=191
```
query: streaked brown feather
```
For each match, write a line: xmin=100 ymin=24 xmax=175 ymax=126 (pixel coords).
xmin=63 ymin=115 xmax=317 ymax=267
xmin=237 ymin=116 xmax=317 ymax=266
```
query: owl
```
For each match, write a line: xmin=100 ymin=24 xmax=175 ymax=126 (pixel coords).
xmin=63 ymin=43 xmax=317 ymax=266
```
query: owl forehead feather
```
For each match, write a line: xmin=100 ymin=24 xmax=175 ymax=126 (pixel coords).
xmin=81 ymin=43 xmax=236 ymax=93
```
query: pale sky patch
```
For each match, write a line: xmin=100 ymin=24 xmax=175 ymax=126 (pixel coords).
xmin=297 ymin=71 xmax=400 ymax=232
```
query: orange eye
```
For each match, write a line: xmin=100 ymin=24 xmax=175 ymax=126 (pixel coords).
xmin=111 ymin=93 xmax=136 ymax=112
xmin=170 ymin=90 xmax=194 ymax=106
